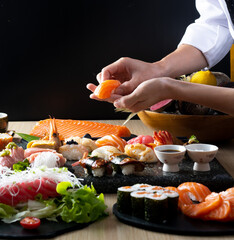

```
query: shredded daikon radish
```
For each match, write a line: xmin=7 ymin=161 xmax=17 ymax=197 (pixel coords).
xmin=0 ymin=166 xmax=83 ymax=190
xmin=31 ymin=152 xmax=60 ymax=168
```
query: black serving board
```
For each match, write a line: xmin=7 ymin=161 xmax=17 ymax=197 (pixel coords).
xmin=112 ymin=204 xmax=234 ymax=236
xmin=72 ymin=156 xmax=234 ymax=193
xmin=0 ymin=219 xmax=89 ymax=239
xmin=17 ymin=137 xmax=234 ymax=193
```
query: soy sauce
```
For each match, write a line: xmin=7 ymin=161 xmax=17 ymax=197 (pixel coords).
xmin=159 ymin=149 xmax=181 ymax=153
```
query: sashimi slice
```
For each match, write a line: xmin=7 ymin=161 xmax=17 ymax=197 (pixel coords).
xmin=95 ymin=134 xmax=127 ymax=152
xmin=127 ymin=135 xmax=154 ymax=145
xmin=178 ymin=182 xmax=211 ymax=202
xmin=202 ymin=198 xmax=231 ymax=221
xmin=219 ymin=188 xmax=234 ymax=221
xmin=0 ymin=167 xmax=82 ymax=206
xmin=30 ymin=119 xmax=131 ymax=139
xmin=180 ymin=192 xmax=222 ymax=218
xmin=94 ymin=80 xmax=121 ymax=99
xmin=0 ymin=178 xmax=59 ymax=206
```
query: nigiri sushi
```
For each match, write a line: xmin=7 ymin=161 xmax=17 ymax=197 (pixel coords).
xmin=124 ymin=143 xmax=158 ymax=163
xmin=95 ymin=134 xmax=127 ymax=152
xmin=110 ymin=153 xmax=145 ymax=175
xmin=94 ymin=80 xmax=121 ymax=99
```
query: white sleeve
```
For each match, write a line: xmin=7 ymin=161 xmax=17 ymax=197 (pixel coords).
xmin=178 ymin=0 xmax=234 ymax=68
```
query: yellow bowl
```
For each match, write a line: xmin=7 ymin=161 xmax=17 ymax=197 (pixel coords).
xmin=137 ymin=110 xmax=234 ymax=142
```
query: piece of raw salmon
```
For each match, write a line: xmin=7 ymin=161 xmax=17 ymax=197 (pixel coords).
xmin=30 ymin=119 xmax=131 ymax=140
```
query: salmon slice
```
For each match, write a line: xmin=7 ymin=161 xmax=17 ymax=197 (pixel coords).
xmin=94 ymin=80 xmax=121 ymax=99
xmin=180 ymin=192 xmax=222 ymax=218
xmin=202 ymin=197 xmax=231 ymax=221
xmin=30 ymin=119 xmax=131 ymax=140
xmin=219 ymin=188 xmax=234 ymax=221
xmin=178 ymin=182 xmax=211 ymax=202
xmin=95 ymin=134 xmax=127 ymax=152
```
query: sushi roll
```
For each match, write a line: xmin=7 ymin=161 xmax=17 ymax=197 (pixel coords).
xmin=132 ymin=183 xmax=152 ymax=191
xmin=130 ymin=191 xmax=149 ymax=218
xmin=110 ymin=153 xmax=144 ymax=175
xmin=145 ymin=185 xmax=165 ymax=193
xmin=144 ymin=192 xmax=168 ymax=223
xmin=117 ymin=185 xmax=138 ymax=214
xmin=163 ymin=189 xmax=179 ymax=216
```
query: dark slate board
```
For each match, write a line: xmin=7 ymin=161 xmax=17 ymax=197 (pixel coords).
xmin=0 ymin=219 xmax=89 ymax=239
xmin=113 ymin=204 xmax=234 ymax=236
xmin=71 ymin=156 xmax=234 ymax=193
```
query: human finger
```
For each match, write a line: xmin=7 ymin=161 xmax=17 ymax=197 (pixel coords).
xmin=86 ymin=83 xmax=97 ymax=93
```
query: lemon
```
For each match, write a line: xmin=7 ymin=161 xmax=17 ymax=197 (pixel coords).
xmin=56 ymin=181 xmax=72 ymax=194
xmin=190 ymin=70 xmax=217 ymax=86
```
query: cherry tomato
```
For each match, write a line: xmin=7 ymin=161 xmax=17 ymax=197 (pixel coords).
xmin=20 ymin=217 xmax=41 ymax=229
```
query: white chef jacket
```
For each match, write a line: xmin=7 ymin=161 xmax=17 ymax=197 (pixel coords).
xmin=179 ymin=0 xmax=234 ymax=68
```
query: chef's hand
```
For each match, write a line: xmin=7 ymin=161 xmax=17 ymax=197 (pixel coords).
xmin=113 ymin=77 xmax=172 ymax=112
xmin=86 ymin=57 xmax=165 ymax=102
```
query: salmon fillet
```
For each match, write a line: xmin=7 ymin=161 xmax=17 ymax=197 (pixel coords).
xmin=30 ymin=119 xmax=131 ymax=140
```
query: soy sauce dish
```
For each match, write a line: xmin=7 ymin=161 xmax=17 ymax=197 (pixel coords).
xmin=185 ymin=143 xmax=218 ymax=172
xmin=154 ymin=145 xmax=186 ymax=172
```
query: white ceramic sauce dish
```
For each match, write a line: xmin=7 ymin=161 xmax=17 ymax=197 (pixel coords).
xmin=185 ymin=143 xmax=218 ymax=171
xmin=154 ymin=145 xmax=186 ymax=172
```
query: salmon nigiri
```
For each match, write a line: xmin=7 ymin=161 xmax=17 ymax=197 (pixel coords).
xmin=95 ymin=134 xmax=127 ymax=152
xmin=94 ymin=80 xmax=121 ymax=99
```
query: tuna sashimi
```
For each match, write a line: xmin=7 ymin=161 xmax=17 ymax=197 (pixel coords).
xmin=30 ymin=119 xmax=131 ymax=139
xmin=127 ymin=135 xmax=154 ymax=145
xmin=0 ymin=167 xmax=82 ymax=206
xmin=95 ymin=134 xmax=127 ymax=152
xmin=0 ymin=178 xmax=59 ymax=206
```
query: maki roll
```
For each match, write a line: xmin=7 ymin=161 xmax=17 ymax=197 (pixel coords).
xmin=163 ymin=190 xmax=179 ymax=216
xmin=132 ymin=183 xmax=152 ymax=191
xmin=145 ymin=185 xmax=165 ymax=193
xmin=131 ymin=191 xmax=149 ymax=219
xmin=110 ymin=153 xmax=145 ymax=175
xmin=145 ymin=192 xmax=168 ymax=223
xmin=117 ymin=186 xmax=138 ymax=214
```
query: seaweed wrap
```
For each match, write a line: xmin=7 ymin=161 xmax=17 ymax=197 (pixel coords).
xmin=117 ymin=186 xmax=138 ymax=214
xmin=130 ymin=191 xmax=149 ymax=219
xmin=110 ymin=153 xmax=145 ymax=175
xmin=144 ymin=193 xmax=168 ymax=223
xmin=163 ymin=190 xmax=179 ymax=216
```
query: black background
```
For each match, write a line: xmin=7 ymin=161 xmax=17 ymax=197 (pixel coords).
xmin=0 ymin=0 xmax=230 ymax=120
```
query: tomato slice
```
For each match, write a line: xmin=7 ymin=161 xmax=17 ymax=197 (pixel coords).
xmin=20 ymin=217 xmax=41 ymax=229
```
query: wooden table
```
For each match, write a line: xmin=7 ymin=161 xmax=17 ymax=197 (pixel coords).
xmin=8 ymin=120 xmax=234 ymax=240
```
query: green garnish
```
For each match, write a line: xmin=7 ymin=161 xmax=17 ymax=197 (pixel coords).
xmin=16 ymin=133 xmax=40 ymax=142
xmin=6 ymin=142 xmax=17 ymax=150
xmin=13 ymin=159 xmax=30 ymax=172
xmin=0 ymin=150 xmax=10 ymax=157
